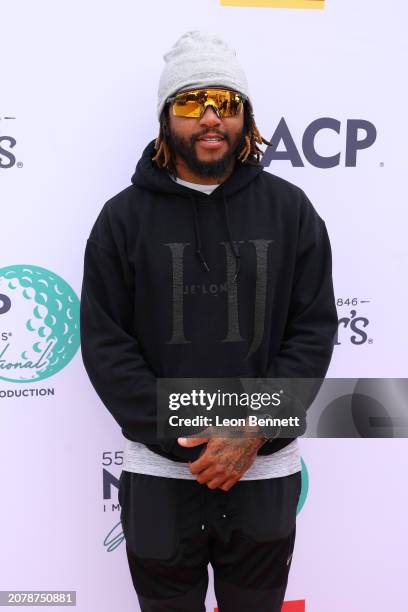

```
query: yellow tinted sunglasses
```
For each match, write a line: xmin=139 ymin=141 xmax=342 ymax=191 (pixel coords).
xmin=167 ymin=88 xmax=247 ymax=119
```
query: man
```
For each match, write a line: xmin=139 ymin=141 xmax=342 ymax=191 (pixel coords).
xmin=80 ymin=30 xmax=338 ymax=612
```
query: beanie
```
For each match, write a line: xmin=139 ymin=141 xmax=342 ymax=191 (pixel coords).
xmin=156 ymin=30 xmax=252 ymax=121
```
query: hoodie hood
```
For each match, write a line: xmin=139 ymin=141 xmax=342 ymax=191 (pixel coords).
xmin=131 ymin=138 xmax=264 ymax=282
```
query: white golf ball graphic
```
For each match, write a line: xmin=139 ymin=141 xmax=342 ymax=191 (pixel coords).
xmin=0 ymin=264 xmax=80 ymax=382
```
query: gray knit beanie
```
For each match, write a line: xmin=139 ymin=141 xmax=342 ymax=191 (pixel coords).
xmin=157 ymin=30 xmax=252 ymax=121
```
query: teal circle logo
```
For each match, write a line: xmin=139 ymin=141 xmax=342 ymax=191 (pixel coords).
xmin=296 ymin=457 xmax=309 ymax=515
xmin=0 ymin=265 xmax=80 ymax=382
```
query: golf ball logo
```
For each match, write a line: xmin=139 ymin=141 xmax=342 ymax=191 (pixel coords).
xmin=0 ymin=265 xmax=80 ymax=382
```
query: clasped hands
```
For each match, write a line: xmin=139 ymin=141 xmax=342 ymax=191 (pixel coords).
xmin=177 ymin=422 xmax=266 ymax=492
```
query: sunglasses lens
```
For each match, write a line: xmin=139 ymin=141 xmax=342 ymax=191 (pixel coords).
xmin=171 ymin=89 xmax=243 ymax=118
xmin=220 ymin=96 xmax=242 ymax=117
xmin=172 ymin=97 xmax=203 ymax=117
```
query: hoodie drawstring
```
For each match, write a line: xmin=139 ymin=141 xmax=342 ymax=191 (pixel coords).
xmin=189 ymin=189 xmax=241 ymax=283
xmin=191 ymin=195 xmax=210 ymax=273
xmin=222 ymin=188 xmax=241 ymax=283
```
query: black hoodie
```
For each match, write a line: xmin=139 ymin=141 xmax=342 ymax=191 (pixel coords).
xmin=80 ymin=139 xmax=338 ymax=462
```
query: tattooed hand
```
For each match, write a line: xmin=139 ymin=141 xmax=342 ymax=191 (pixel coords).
xmin=177 ymin=423 xmax=267 ymax=491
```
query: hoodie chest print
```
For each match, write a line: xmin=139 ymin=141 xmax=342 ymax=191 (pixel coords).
xmin=164 ymin=238 xmax=273 ymax=360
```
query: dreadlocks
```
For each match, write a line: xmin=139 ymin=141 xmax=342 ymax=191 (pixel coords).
xmin=151 ymin=101 xmax=272 ymax=179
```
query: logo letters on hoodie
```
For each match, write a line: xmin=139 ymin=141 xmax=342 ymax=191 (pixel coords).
xmin=165 ymin=240 xmax=272 ymax=358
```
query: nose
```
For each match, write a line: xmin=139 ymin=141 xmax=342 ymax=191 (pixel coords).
xmin=199 ymin=105 xmax=221 ymax=125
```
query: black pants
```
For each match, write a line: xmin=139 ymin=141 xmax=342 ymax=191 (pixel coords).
xmin=119 ymin=470 xmax=301 ymax=612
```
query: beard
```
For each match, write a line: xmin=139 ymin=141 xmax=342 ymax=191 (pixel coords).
xmin=166 ymin=125 xmax=247 ymax=180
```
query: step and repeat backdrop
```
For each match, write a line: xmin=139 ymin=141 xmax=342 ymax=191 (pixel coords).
xmin=1 ymin=1 xmax=407 ymax=611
